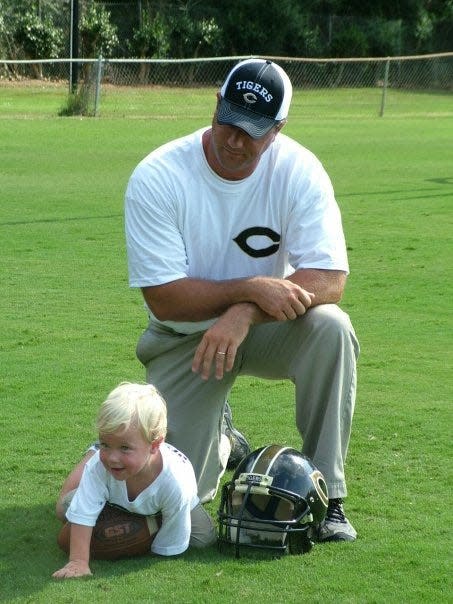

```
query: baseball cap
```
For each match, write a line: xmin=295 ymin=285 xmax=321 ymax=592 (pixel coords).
xmin=217 ymin=59 xmax=293 ymax=139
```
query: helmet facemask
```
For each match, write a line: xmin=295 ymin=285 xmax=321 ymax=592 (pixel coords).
xmin=218 ymin=472 xmax=314 ymax=558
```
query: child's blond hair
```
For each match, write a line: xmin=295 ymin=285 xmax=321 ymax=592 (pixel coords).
xmin=96 ymin=382 xmax=167 ymax=443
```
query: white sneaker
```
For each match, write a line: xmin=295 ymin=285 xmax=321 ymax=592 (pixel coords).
xmin=316 ymin=498 xmax=357 ymax=542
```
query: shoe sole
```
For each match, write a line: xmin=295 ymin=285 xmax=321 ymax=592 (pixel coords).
xmin=318 ymin=533 xmax=356 ymax=542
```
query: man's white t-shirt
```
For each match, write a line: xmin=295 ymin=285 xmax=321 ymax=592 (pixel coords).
xmin=66 ymin=443 xmax=199 ymax=556
xmin=125 ymin=128 xmax=348 ymax=334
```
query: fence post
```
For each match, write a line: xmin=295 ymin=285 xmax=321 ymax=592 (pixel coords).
xmin=379 ymin=59 xmax=390 ymax=117
xmin=94 ymin=56 xmax=104 ymax=116
xmin=69 ymin=0 xmax=79 ymax=93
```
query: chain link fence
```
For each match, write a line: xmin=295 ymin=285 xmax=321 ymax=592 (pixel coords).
xmin=1 ymin=53 xmax=452 ymax=118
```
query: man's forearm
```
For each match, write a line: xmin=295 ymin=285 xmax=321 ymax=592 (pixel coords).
xmin=142 ymin=269 xmax=346 ymax=323
xmin=142 ymin=278 xmax=245 ymax=322
xmin=288 ymin=269 xmax=347 ymax=305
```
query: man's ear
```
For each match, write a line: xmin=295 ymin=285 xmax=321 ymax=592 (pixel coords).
xmin=215 ymin=92 xmax=222 ymax=112
xmin=267 ymin=120 xmax=287 ymax=145
xmin=276 ymin=119 xmax=287 ymax=133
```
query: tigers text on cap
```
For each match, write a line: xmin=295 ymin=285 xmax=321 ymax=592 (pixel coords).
xmin=217 ymin=59 xmax=293 ymax=139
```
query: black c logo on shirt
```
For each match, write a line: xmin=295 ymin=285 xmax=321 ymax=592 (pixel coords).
xmin=233 ymin=227 xmax=281 ymax=258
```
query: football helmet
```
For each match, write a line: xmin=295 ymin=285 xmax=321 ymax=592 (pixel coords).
xmin=217 ymin=444 xmax=328 ymax=557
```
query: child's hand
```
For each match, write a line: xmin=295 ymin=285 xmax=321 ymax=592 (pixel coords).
xmin=52 ymin=560 xmax=92 ymax=579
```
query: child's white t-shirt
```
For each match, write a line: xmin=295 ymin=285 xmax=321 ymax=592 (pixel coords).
xmin=66 ymin=442 xmax=199 ymax=556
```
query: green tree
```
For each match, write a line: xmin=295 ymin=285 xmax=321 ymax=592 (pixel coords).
xmin=128 ymin=11 xmax=169 ymax=59
xmin=80 ymin=3 xmax=118 ymax=58
xmin=127 ymin=11 xmax=170 ymax=83
xmin=329 ymin=24 xmax=369 ymax=57
xmin=61 ymin=3 xmax=118 ymax=117
xmin=433 ymin=0 xmax=453 ymax=52
xmin=219 ymin=0 xmax=307 ymax=55
xmin=167 ymin=11 xmax=221 ymax=58
xmin=13 ymin=10 xmax=63 ymax=77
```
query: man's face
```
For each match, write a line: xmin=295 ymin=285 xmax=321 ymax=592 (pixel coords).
xmin=207 ymin=98 xmax=284 ymax=180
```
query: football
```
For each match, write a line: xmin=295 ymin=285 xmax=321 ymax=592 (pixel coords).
xmin=57 ymin=503 xmax=162 ymax=560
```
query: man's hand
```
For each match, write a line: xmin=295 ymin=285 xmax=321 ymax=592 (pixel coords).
xmin=52 ymin=559 xmax=92 ymax=580
xmin=192 ymin=303 xmax=256 ymax=380
xmin=245 ymin=277 xmax=314 ymax=320
xmin=192 ymin=277 xmax=315 ymax=380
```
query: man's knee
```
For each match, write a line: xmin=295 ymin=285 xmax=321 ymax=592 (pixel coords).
xmin=305 ymin=304 xmax=351 ymax=331
xmin=304 ymin=305 xmax=359 ymax=356
xmin=189 ymin=503 xmax=217 ymax=548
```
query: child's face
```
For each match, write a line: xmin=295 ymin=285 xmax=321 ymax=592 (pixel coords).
xmin=98 ymin=423 xmax=155 ymax=481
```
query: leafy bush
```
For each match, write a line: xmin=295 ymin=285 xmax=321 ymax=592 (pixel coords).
xmin=80 ymin=3 xmax=118 ymax=58
xmin=128 ymin=11 xmax=170 ymax=58
xmin=167 ymin=13 xmax=221 ymax=58
xmin=13 ymin=10 xmax=63 ymax=74
xmin=367 ymin=19 xmax=403 ymax=57
xmin=329 ymin=25 xmax=369 ymax=58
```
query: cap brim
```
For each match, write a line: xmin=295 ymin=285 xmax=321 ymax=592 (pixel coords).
xmin=217 ymin=98 xmax=277 ymax=139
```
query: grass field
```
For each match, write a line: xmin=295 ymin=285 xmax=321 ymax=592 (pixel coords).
xmin=0 ymin=87 xmax=452 ymax=603
xmin=1 ymin=80 xmax=453 ymax=119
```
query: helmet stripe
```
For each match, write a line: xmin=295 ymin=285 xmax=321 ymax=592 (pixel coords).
xmin=251 ymin=445 xmax=292 ymax=475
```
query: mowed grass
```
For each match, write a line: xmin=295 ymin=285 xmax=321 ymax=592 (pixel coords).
xmin=1 ymin=81 xmax=452 ymax=119
xmin=0 ymin=87 xmax=452 ymax=603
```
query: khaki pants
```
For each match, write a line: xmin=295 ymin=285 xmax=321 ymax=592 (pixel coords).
xmin=137 ymin=304 xmax=360 ymax=503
